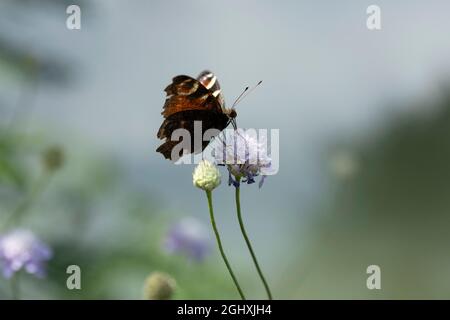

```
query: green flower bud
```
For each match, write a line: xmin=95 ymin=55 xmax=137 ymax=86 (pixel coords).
xmin=42 ymin=146 xmax=64 ymax=172
xmin=193 ymin=160 xmax=221 ymax=192
xmin=143 ymin=272 xmax=176 ymax=300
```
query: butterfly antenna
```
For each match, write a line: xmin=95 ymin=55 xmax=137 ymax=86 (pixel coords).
xmin=231 ymin=86 xmax=249 ymax=109
xmin=232 ymin=80 xmax=262 ymax=108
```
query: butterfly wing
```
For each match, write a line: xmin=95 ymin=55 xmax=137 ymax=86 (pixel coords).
xmin=156 ymin=73 xmax=229 ymax=161
xmin=160 ymin=75 xmax=222 ymax=118
xmin=197 ymin=70 xmax=225 ymax=108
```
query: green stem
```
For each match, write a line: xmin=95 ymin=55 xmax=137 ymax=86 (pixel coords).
xmin=235 ymin=184 xmax=273 ymax=300
xmin=206 ymin=191 xmax=246 ymax=300
xmin=11 ymin=273 xmax=20 ymax=300
xmin=3 ymin=170 xmax=52 ymax=229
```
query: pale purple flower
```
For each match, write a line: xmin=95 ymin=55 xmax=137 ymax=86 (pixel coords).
xmin=215 ymin=129 xmax=273 ymax=188
xmin=0 ymin=229 xmax=52 ymax=278
xmin=164 ymin=217 xmax=212 ymax=262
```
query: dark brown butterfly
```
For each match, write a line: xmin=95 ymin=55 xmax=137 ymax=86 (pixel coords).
xmin=156 ymin=70 xmax=237 ymax=161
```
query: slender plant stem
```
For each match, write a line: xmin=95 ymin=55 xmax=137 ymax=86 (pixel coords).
xmin=11 ymin=273 xmax=20 ymax=300
xmin=235 ymin=184 xmax=273 ymax=300
xmin=3 ymin=170 xmax=52 ymax=229
xmin=7 ymin=74 xmax=38 ymax=131
xmin=206 ymin=190 xmax=246 ymax=300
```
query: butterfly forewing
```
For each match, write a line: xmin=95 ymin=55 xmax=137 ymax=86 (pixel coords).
xmin=161 ymin=75 xmax=221 ymax=118
xmin=197 ymin=70 xmax=225 ymax=108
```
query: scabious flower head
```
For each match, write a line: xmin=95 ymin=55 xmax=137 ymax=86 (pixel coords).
xmin=143 ymin=272 xmax=176 ymax=300
xmin=164 ymin=217 xmax=212 ymax=262
xmin=215 ymin=129 xmax=273 ymax=188
xmin=0 ymin=229 xmax=52 ymax=279
xmin=193 ymin=160 xmax=221 ymax=191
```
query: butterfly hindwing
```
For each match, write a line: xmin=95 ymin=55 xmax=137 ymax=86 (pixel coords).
xmin=157 ymin=110 xmax=229 ymax=160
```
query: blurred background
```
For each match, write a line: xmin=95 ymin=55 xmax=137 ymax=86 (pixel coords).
xmin=1 ymin=0 xmax=450 ymax=299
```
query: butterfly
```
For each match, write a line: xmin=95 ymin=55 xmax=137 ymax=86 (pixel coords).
xmin=156 ymin=70 xmax=238 ymax=161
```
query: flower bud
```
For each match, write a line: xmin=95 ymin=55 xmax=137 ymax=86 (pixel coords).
xmin=193 ymin=160 xmax=221 ymax=192
xmin=143 ymin=272 xmax=176 ymax=300
xmin=42 ymin=146 xmax=64 ymax=172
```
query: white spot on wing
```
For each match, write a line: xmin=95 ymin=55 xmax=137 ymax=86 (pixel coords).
xmin=179 ymin=81 xmax=198 ymax=95
xmin=206 ymin=75 xmax=217 ymax=89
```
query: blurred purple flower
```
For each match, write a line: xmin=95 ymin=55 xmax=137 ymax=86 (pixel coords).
xmin=0 ymin=229 xmax=52 ymax=279
xmin=164 ymin=217 xmax=212 ymax=262
xmin=215 ymin=129 xmax=273 ymax=188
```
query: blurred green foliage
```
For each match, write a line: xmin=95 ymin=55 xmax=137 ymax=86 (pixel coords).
xmin=286 ymin=89 xmax=450 ymax=299
xmin=0 ymin=0 xmax=242 ymax=300
xmin=2 ymin=0 xmax=450 ymax=300
xmin=0 ymin=127 xmax=244 ymax=299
